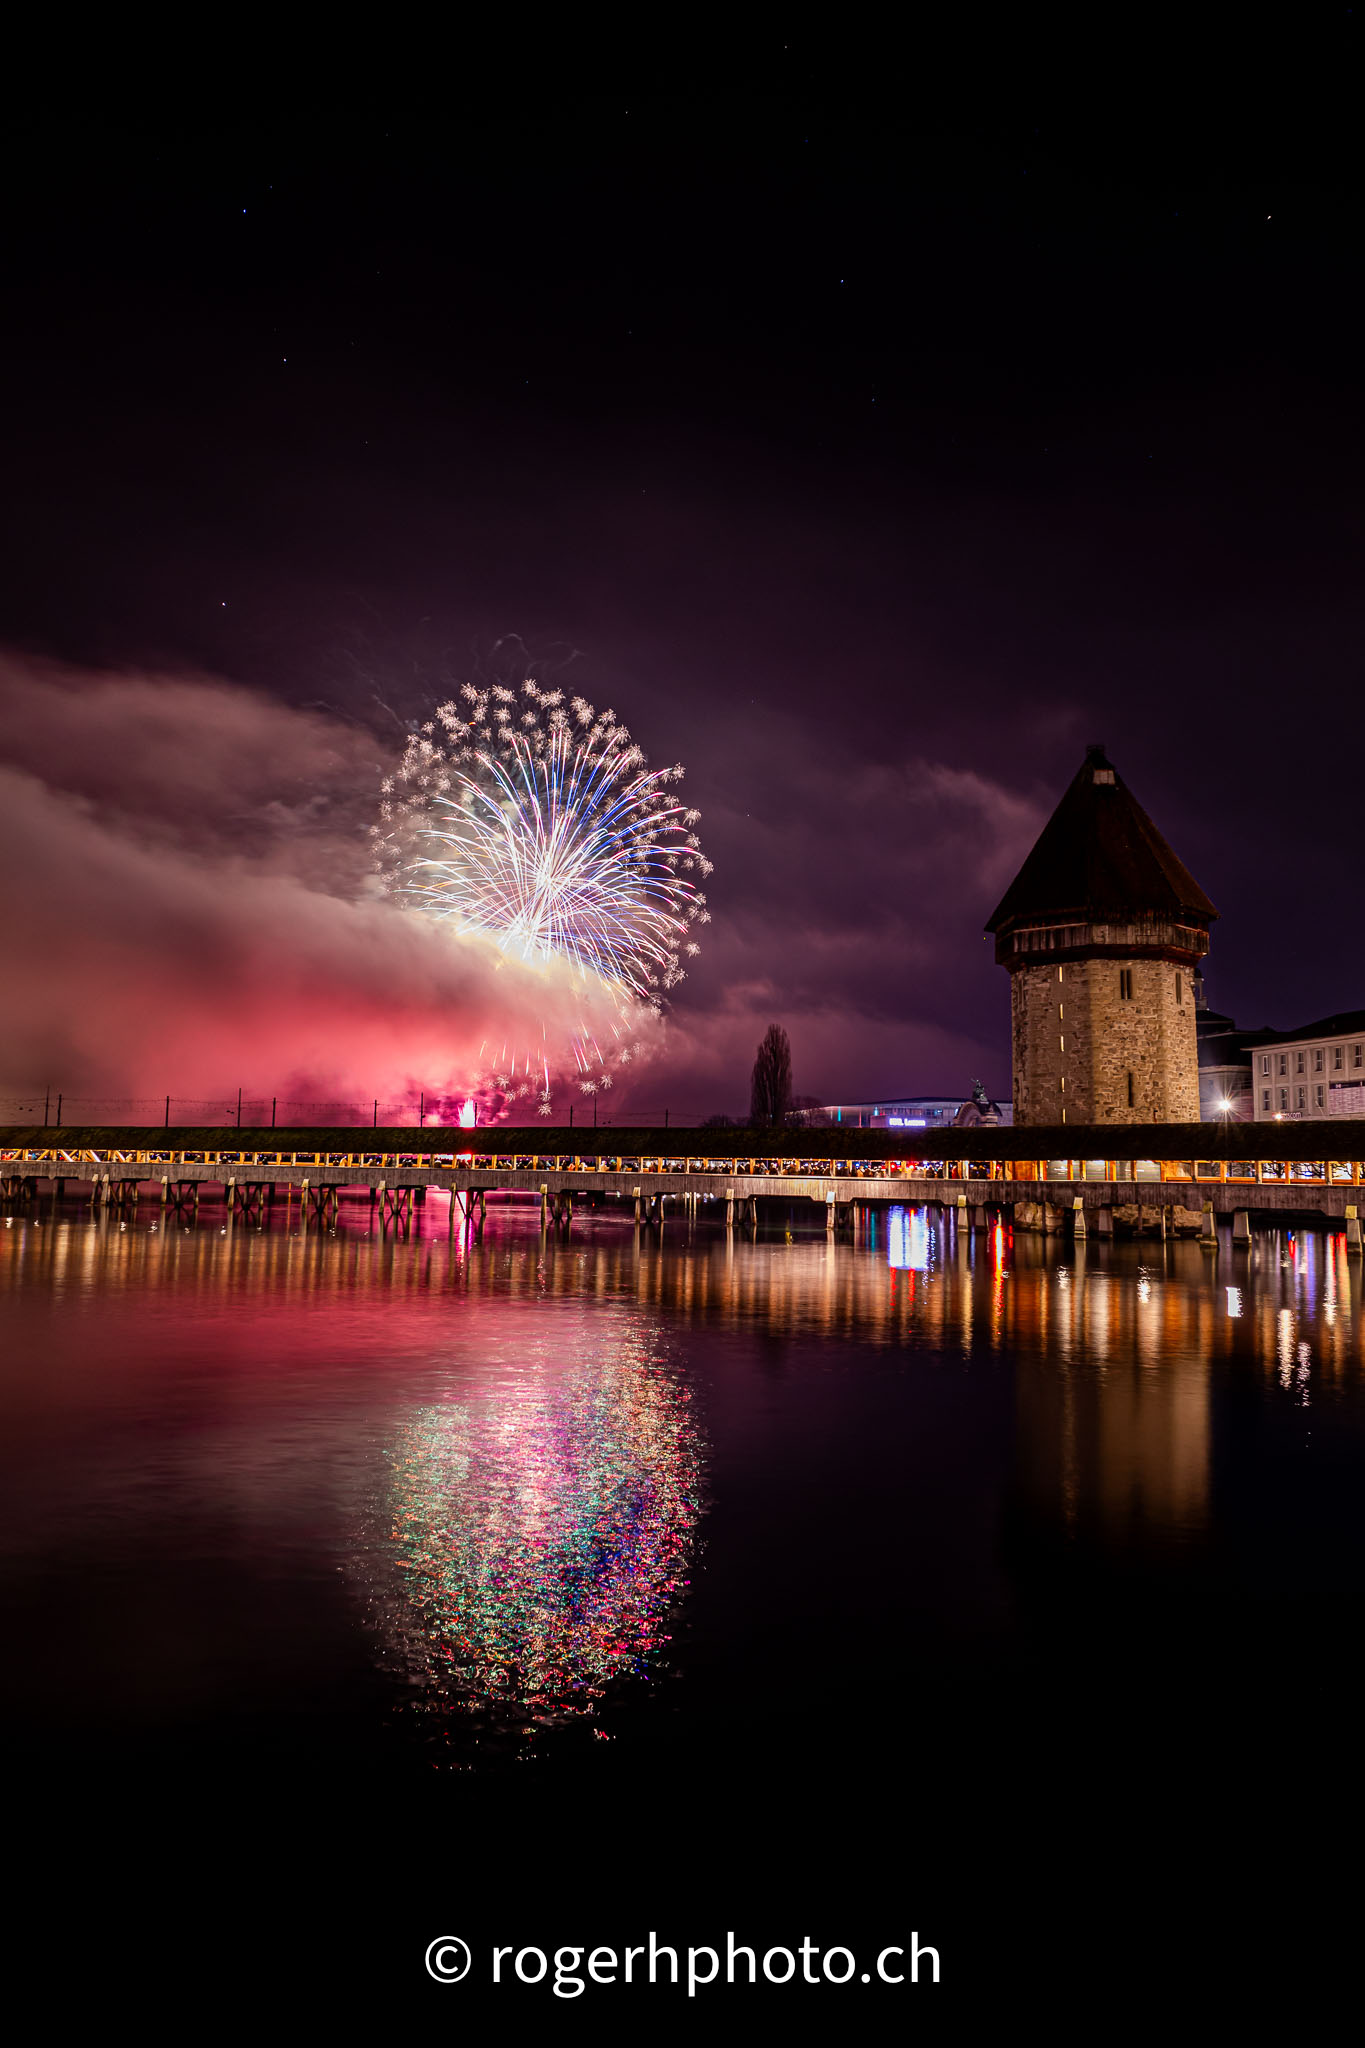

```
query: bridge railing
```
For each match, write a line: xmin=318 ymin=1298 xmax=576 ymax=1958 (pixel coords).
xmin=3 ymin=1143 xmax=1365 ymax=1186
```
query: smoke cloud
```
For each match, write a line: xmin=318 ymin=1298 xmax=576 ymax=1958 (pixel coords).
xmin=0 ymin=655 xmax=1047 ymax=1120
xmin=659 ymin=719 xmax=1048 ymax=1111
xmin=0 ymin=656 xmax=657 ymax=1118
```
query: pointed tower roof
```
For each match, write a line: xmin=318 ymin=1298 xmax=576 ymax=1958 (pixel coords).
xmin=986 ymin=746 xmax=1218 ymax=933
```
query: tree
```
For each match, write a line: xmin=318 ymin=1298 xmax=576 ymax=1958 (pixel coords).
xmin=750 ymin=1024 xmax=793 ymax=1127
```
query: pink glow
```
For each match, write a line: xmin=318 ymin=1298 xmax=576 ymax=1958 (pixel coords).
xmin=0 ymin=658 xmax=661 ymax=1110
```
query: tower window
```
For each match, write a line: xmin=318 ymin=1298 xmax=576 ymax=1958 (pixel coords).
xmin=1119 ymin=969 xmax=1133 ymax=1001
xmin=1126 ymin=1071 xmax=1135 ymax=1108
xmin=1092 ymin=767 xmax=1115 ymax=784
xmin=1176 ymin=972 xmax=1184 ymax=1005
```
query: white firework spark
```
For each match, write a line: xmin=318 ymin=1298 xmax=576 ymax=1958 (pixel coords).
xmin=370 ymin=677 xmax=712 ymax=1119
xmin=374 ymin=680 xmax=711 ymax=1008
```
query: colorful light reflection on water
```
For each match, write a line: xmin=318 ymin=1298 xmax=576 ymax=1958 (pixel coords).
xmin=886 ymin=1204 xmax=932 ymax=1272
xmin=369 ymin=1321 xmax=703 ymax=1755
xmin=1 ymin=1198 xmax=1363 ymax=1787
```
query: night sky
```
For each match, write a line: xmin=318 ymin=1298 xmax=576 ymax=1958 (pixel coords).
xmin=3 ymin=36 xmax=1363 ymax=1114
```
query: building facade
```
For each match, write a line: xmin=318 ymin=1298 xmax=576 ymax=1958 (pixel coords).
xmin=814 ymin=1095 xmax=1013 ymax=1131
xmin=1248 ymin=1012 xmax=1365 ymax=1120
xmin=986 ymin=746 xmax=1218 ymax=1127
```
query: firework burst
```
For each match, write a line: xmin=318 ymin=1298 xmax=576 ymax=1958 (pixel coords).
xmin=372 ymin=679 xmax=712 ymax=1116
xmin=375 ymin=681 xmax=711 ymax=1000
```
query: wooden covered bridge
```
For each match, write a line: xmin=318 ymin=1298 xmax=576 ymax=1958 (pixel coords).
xmin=2 ymin=1122 xmax=1364 ymax=1244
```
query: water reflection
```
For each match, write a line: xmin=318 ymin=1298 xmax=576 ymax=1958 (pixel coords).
xmin=887 ymin=1205 xmax=932 ymax=1273
xmin=370 ymin=1326 xmax=702 ymax=1758
xmin=0 ymin=1198 xmax=1362 ymax=1767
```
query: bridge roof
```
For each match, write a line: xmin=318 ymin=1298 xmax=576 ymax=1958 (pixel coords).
xmin=5 ymin=1121 xmax=1365 ymax=1160
xmin=986 ymin=745 xmax=1218 ymax=933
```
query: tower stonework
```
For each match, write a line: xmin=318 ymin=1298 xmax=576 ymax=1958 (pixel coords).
xmin=987 ymin=748 xmax=1217 ymax=1127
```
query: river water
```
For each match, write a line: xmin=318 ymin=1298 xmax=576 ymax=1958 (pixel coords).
xmin=3 ymin=1194 xmax=1361 ymax=2008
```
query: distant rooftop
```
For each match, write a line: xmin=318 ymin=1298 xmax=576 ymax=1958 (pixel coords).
xmin=819 ymin=1097 xmax=965 ymax=1110
xmin=817 ymin=1094 xmax=1013 ymax=1129
xmin=1258 ymin=1010 xmax=1365 ymax=1047
xmin=987 ymin=745 xmax=1218 ymax=933
xmin=1194 ymin=1009 xmax=1365 ymax=1067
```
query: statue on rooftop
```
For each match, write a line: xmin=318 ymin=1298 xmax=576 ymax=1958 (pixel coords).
xmin=952 ymin=1078 xmax=1003 ymax=1128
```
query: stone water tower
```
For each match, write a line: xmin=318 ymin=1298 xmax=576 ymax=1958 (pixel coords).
xmin=986 ymin=746 xmax=1217 ymax=1126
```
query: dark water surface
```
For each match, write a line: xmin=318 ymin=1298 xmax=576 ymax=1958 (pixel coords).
xmin=4 ymin=1196 xmax=1362 ymax=2013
